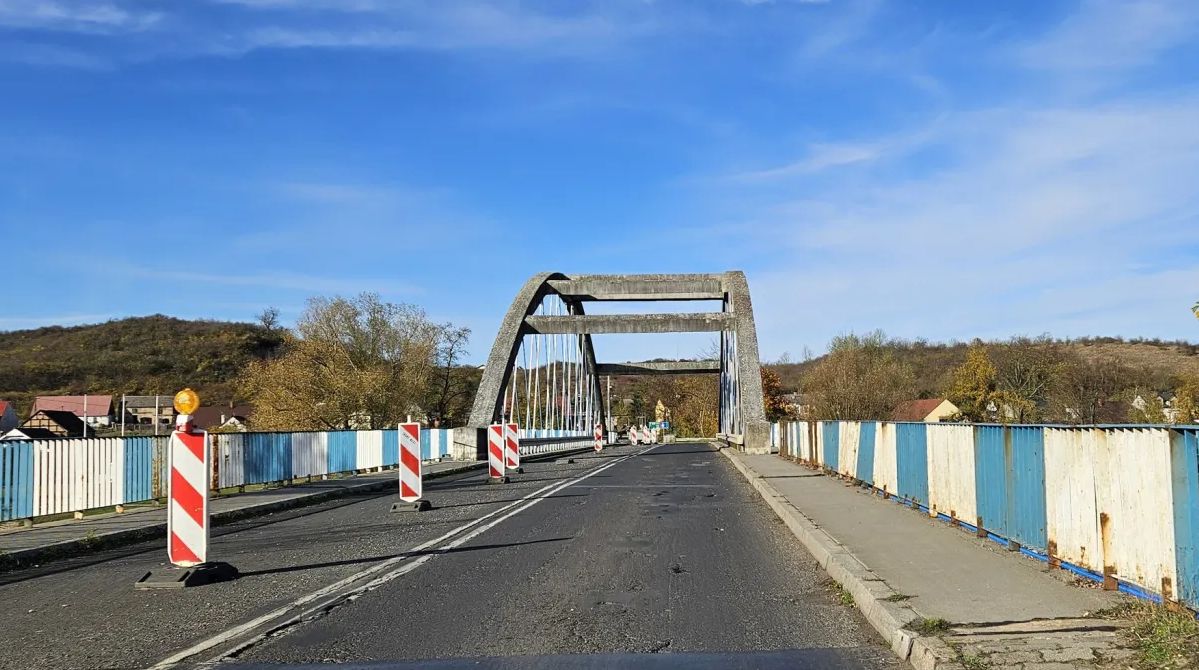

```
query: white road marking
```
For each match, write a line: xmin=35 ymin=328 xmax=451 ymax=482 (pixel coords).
xmin=151 ymin=444 xmax=658 ymax=669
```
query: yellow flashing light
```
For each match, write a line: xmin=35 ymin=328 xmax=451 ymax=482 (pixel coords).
xmin=173 ymin=388 xmax=200 ymax=415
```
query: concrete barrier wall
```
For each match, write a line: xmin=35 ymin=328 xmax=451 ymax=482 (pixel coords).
xmin=770 ymin=420 xmax=1199 ymax=610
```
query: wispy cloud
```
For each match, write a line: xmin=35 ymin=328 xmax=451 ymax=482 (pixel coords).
xmin=0 ymin=313 xmax=120 ymax=331
xmin=0 ymin=0 xmax=161 ymax=33
xmin=1013 ymin=0 xmax=1199 ymax=74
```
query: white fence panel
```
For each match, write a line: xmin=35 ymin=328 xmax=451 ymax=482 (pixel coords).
xmin=217 ymin=433 xmax=246 ymax=488
xmin=926 ymin=424 xmax=977 ymax=522
xmin=873 ymin=422 xmax=899 ymax=495
xmin=356 ymin=430 xmax=384 ymax=470
xmin=839 ymin=421 xmax=861 ymax=478
xmin=291 ymin=432 xmax=329 ymax=478
xmin=1044 ymin=428 xmax=1101 ymax=572
xmin=32 ymin=438 xmax=123 ymax=517
xmin=1095 ymin=428 xmax=1177 ymax=593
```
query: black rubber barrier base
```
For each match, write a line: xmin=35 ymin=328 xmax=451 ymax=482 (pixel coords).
xmin=134 ymin=561 xmax=238 ymax=590
xmin=487 ymin=476 xmax=510 ymax=484
xmin=391 ymin=499 xmax=432 ymax=513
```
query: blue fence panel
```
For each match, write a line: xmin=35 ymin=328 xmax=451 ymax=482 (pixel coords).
xmin=1171 ymin=428 xmax=1199 ymax=609
xmin=896 ymin=423 xmax=929 ymax=506
xmin=973 ymin=425 xmax=1047 ymax=550
xmin=856 ymin=422 xmax=877 ymax=485
xmin=245 ymin=433 xmax=292 ymax=484
xmin=383 ymin=429 xmax=399 ymax=467
xmin=123 ymin=436 xmax=155 ymax=503
xmin=0 ymin=440 xmax=33 ymax=521
xmin=327 ymin=431 xmax=357 ymax=474
xmin=822 ymin=421 xmax=840 ymax=471
xmin=419 ymin=429 xmax=433 ymax=461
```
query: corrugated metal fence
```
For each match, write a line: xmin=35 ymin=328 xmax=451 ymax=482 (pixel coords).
xmin=770 ymin=420 xmax=1199 ymax=611
xmin=0 ymin=427 xmax=468 ymax=524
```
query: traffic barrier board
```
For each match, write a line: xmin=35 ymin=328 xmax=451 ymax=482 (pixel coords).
xmin=488 ymin=424 xmax=507 ymax=482
xmin=398 ymin=423 xmax=422 ymax=502
xmin=168 ymin=429 xmax=209 ymax=567
xmin=505 ymin=422 xmax=522 ymax=472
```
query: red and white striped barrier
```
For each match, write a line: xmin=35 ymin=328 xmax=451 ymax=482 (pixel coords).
xmin=629 ymin=427 xmax=639 ymax=446
xmin=488 ymin=424 xmax=507 ymax=482
xmin=593 ymin=423 xmax=603 ymax=452
xmin=505 ymin=422 xmax=521 ymax=471
xmin=168 ymin=428 xmax=209 ymax=567
xmin=398 ymin=423 xmax=422 ymax=502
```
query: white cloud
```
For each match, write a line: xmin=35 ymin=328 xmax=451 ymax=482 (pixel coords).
xmin=1014 ymin=0 xmax=1199 ymax=74
xmin=0 ymin=0 xmax=160 ymax=33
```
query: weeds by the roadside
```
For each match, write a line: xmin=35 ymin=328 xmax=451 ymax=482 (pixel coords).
xmin=1098 ymin=602 xmax=1198 ymax=668
xmin=911 ymin=617 xmax=952 ymax=635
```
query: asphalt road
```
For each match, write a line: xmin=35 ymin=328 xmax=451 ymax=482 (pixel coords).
xmin=0 ymin=442 xmax=897 ymax=670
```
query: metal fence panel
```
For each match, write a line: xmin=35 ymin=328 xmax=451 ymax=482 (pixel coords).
xmin=973 ymin=425 xmax=1047 ymax=549
xmin=927 ymin=424 xmax=977 ymax=523
xmin=123 ymin=437 xmax=155 ymax=503
xmin=0 ymin=440 xmax=33 ymax=521
xmin=245 ymin=432 xmax=292 ymax=485
xmin=356 ymin=431 xmax=383 ymax=470
xmin=383 ymin=429 xmax=399 ymax=467
xmin=1171 ymin=428 xmax=1199 ymax=608
xmin=872 ymin=422 xmax=898 ymax=495
xmin=1044 ymin=427 xmax=1101 ymax=573
xmin=291 ymin=432 xmax=328 ymax=478
xmin=217 ymin=433 xmax=247 ymax=488
xmin=839 ymin=421 xmax=860 ymax=478
xmin=326 ymin=431 xmax=356 ymax=474
xmin=855 ymin=422 xmax=876 ymax=485
xmin=895 ymin=422 xmax=929 ymax=506
xmin=820 ymin=421 xmax=839 ymax=471
xmin=1096 ymin=427 xmax=1177 ymax=599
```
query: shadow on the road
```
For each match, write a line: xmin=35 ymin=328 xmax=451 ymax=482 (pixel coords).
xmin=236 ymin=536 xmax=574 ymax=578
xmin=0 ymin=490 xmax=396 ymax=587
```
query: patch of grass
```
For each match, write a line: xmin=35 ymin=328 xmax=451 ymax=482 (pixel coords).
xmin=910 ymin=617 xmax=952 ymax=635
xmin=884 ymin=593 xmax=914 ymax=602
xmin=79 ymin=530 xmax=99 ymax=548
xmin=959 ymin=653 xmax=990 ymax=670
xmin=1105 ymin=602 xmax=1199 ymax=668
xmin=827 ymin=582 xmax=854 ymax=606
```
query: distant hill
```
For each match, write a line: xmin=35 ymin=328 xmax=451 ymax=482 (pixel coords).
xmin=766 ymin=337 xmax=1199 ymax=397
xmin=0 ymin=315 xmax=285 ymax=416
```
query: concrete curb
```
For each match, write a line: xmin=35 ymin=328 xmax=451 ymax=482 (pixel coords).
xmin=0 ymin=461 xmax=485 ymax=572
xmin=720 ymin=447 xmax=960 ymax=670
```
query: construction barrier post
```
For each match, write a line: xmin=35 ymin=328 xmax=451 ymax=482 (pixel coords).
xmin=392 ymin=422 xmax=431 ymax=512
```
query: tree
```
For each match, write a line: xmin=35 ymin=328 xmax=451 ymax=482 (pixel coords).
xmin=1125 ymin=386 xmax=1168 ymax=423
xmin=760 ymin=367 xmax=793 ymax=422
xmin=257 ymin=306 xmax=281 ymax=332
xmin=944 ymin=341 xmax=997 ymax=421
xmin=802 ymin=331 xmax=916 ymax=420
xmin=240 ymin=293 xmax=451 ymax=431
xmin=422 ymin=326 xmax=475 ymax=426
xmin=989 ymin=336 xmax=1066 ymax=422
xmin=1045 ymin=355 xmax=1131 ymax=424
xmin=1174 ymin=376 xmax=1199 ymax=424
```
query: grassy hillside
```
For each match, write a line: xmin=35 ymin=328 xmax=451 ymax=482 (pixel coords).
xmin=767 ymin=337 xmax=1199 ymax=397
xmin=0 ymin=315 xmax=285 ymax=416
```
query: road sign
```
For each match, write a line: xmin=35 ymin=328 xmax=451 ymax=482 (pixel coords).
xmin=488 ymin=424 xmax=507 ymax=482
xmin=168 ymin=429 xmax=209 ymax=567
xmin=505 ymin=422 xmax=521 ymax=472
xmin=661 ymin=421 xmax=671 ymax=430
xmin=593 ymin=423 xmax=603 ymax=452
xmin=398 ymin=423 xmax=422 ymax=502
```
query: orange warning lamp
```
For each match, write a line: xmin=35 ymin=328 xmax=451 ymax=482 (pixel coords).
xmin=173 ymin=388 xmax=200 ymax=415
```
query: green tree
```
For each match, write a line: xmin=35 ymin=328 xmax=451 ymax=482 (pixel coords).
xmin=241 ymin=293 xmax=454 ymax=431
xmin=803 ymin=331 xmax=916 ymax=420
xmin=760 ymin=367 xmax=794 ymax=422
xmin=945 ymin=341 xmax=997 ymax=421
xmin=1174 ymin=376 xmax=1199 ymax=424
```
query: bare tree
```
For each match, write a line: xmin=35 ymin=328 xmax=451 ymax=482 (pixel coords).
xmin=257 ymin=306 xmax=281 ymax=332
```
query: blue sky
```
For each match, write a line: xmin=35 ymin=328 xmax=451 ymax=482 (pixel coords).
xmin=2 ymin=0 xmax=1198 ymax=364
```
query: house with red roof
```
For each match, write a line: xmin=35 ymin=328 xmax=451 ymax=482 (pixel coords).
xmin=32 ymin=395 xmax=114 ymax=428
xmin=891 ymin=398 xmax=959 ymax=423
xmin=0 ymin=400 xmax=17 ymax=432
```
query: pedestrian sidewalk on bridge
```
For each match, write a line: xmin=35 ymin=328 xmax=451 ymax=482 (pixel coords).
xmin=0 ymin=460 xmax=482 ymax=570
xmin=723 ymin=450 xmax=1139 ymax=670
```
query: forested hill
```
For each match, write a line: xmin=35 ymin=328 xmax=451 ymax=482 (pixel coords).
xmin=0 ymin=315 xmax=286 ymax=413
xmin=767 ymin=336 xmax=1199 ymax=397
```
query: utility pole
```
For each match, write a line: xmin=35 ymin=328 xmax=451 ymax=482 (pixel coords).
xmin=82 ymin=394 xmax=88 ymax=438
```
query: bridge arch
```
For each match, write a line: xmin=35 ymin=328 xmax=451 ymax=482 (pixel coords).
xmin=455 ymin=271 xmax=770 ymax=456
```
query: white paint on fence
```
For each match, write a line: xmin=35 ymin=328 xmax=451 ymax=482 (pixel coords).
xmin=839 ymin=421 xmax=860 ymax=478
xmin=32 ymin=438 xmax=124 ymax=517
xmin=873 ymin=422 xmax=898 ymax=495
xmin=356 ymin=430 xmax=383 ymax=471
xmin=926 ymin=424 xmax=976 ymax=523
xmin=291 ymin=432 xmax=329 ymax=479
